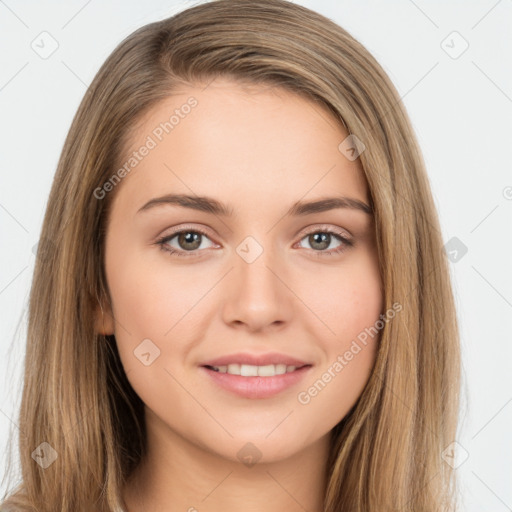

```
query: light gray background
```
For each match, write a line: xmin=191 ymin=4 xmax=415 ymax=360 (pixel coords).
xmin=1 ymin=1 xmax=511 ymax=510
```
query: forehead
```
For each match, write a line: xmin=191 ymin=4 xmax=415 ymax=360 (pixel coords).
xmin=109 ymin=78 xmax=369 ymax=217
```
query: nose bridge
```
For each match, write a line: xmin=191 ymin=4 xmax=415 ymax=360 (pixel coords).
xmin=235 ymin=233 xmax=281 ymax=295
xmin=222 ymin=232 xmax=292 ymax=329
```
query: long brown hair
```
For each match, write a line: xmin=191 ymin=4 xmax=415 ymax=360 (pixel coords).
xmin=1 ymin=1 xmax=460 ymax=510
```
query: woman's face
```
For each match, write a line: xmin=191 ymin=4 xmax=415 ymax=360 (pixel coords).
xmin=100 ymin=78 xmax=382 ymax=464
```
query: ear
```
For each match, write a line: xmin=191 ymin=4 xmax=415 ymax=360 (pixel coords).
xmin=94 ymin=299 xmax=115 ymax=336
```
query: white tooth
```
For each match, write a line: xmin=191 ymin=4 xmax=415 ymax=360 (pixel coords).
xmin=240 ymin=364 xmax=259 ymax=376
xmin=227 ymin=363 xmax=241 ymax=375
xmin=258 ymin=364 xmax=276 ymax=377
xmin=275 ymin=364 xmax=287 ymax=375
xmin=220 ymin=363 xmax=300 ymax=377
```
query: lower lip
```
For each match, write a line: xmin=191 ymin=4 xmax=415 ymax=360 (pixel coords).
xmin=200 ymin=365 xmax=312 ymax=399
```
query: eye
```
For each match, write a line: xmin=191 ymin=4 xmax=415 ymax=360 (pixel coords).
xmin=156 ymin=227 xmax=217 ymax=258
xmin=296 ymin=227 xmax=353 ymax=257
xmin=155 ymin=225 xmax=353 ymax=258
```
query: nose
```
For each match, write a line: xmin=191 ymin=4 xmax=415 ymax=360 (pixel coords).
xmin=221 ymin=243 xmax=293 ymax=332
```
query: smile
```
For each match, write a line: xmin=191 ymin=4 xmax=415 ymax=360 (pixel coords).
xmin=201 ymin=364 xmax=313 ymax=399
xmin=206 ymin=363 xmax=303 ymax=377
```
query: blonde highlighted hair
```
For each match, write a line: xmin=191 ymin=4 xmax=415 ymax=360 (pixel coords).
xmin=1 ymin=1 xmax=460 ymax=510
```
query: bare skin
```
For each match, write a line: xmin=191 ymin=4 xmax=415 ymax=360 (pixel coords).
xmin=96 ymin=78 xmax=383 ymax=512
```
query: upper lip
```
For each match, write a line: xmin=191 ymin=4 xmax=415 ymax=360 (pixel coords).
xmin=201 ymin=352 xmax=312 ymax=368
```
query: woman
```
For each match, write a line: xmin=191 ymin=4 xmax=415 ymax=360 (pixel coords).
xmin=0 ymin=0 xmax=460 ymax=510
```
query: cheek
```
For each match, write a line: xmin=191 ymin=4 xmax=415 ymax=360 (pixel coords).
xmin=297 ymin=260 xmax=382 ymax=428
xmin=304 ymin=253 xmax=383 ymax=346
xmin=106 ymin=249 xmax=200 ymax=338
xmin=104 ymin=253 xmax=192 ymax=405
xmin=294 ymin=252 xmax=382 ymax=416
xmin=105 ymin=247 xmax=215 ymax=389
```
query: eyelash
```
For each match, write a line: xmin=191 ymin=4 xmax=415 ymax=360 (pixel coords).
xmin=155 ymin=225 xmax=354 ymax=259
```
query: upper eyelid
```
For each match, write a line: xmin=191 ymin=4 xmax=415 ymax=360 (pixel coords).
xmin=160 ymin=223 xmax=352 ymax=239
xmin=297 ymin=224 xmax=352 ymax=239
xmin=159 ymin=224 xmax=218 ymax=245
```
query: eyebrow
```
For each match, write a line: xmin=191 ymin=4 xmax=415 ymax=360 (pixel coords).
xmin=137 ymin=194 xmax=373 ymax=217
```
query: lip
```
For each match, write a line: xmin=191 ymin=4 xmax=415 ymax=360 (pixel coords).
xmin=200 ymin=352 xmax=311 ymax=367
xmin=200 ymin=364 xmax=313 ymax=399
